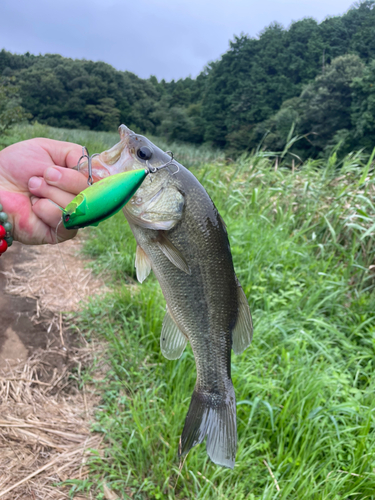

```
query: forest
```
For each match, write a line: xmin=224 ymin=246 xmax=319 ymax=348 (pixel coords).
xmin=1 ymin=0 xmax=375 ymax=159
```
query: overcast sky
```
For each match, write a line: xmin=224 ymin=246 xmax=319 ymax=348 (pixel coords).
xmin=1 ymin=0 xmax=357 ymax=81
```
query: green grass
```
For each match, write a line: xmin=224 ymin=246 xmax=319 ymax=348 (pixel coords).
xmin=2 ymin=122 xmax=225 ymax=169
xmin=4 ymin=125 xmax=375 ymax=498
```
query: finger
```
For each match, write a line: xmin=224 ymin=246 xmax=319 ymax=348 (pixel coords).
xmin=30 ymin=195 xmax=40 ymax=206
xmin=43 ymin=167 xmax=88 ymax=195
xmin=31 ymin=197 xmax=78 ymax=243
xmin=29 ymin=176 xmax=80 ymax=208
xmin=37 ymin=138 xmax=84 ymax=169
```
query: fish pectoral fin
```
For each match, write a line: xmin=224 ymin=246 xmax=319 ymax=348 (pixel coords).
xmin=160 ymin=308 xmax=188 ymax=360
xmin=232 ymin=284 xmax=253 ymax=355
xmin=135 ymin=245 xmax=152 ymax=283
xmin=156 ymin=233 xmax=191 ymax=275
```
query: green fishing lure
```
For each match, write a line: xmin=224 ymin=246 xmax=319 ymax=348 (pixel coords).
xmin=63 ymin=168 xmax=148 ymax=230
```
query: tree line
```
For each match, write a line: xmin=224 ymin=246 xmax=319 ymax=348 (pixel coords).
xmin=1 ymin=0 xmax=375 ymax=159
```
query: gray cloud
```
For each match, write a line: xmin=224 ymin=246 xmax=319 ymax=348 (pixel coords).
xmin=0 ymin=0 xmax=356 ymax=80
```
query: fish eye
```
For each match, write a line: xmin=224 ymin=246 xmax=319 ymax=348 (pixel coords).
xmin=137 ymin=146 xmax=152 ymax=161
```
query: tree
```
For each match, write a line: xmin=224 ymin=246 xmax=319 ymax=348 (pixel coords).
xmin=298 ymin=54 xmax=364 ymax=155
xmin=85 ymin=98 xmax=120 ymax=131
xmin=345 ymin=1 xmax=375 ymax=62
xmin=0 ymin=77 xmax=30 ymax=134
xmin=1 ymin=1 xmax=374 ymax=156
xmin=351 ymin=59 xmax=375 ymax=150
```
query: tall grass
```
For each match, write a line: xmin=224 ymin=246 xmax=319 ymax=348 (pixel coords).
xmin=75 ymin=140 xmax=375 ymax=499
xmin=4 ymin=126 xmax=375 ymax=498
xmin=2 ymin=123 xmax=225 ymax=168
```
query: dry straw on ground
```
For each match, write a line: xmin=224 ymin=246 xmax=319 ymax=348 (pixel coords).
xmin=0 ymin=349 xmax=102 ymax=500
xmin=2 ymin=237 xmax=108 ymax=314
xmin=0 ymin=239 xmax=111 ymax=500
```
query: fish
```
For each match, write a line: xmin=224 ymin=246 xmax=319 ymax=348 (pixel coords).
xmin=78 ymin=125 xmax=253 ymax=468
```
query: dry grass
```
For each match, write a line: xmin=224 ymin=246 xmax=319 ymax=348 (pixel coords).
xmin=2 ymin=237 xmax=108 ymax=314
xmin=0 ymin=349 xmax=102 ymax=500
xmin=0 ymin=238 xmax=111 ymax=500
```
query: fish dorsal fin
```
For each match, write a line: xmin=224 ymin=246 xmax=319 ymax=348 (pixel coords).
xmin=135 ymin=245 xmax=152 ymax=283
xmin=160 ymin=307 xmax=188 ymax=360
xmin=156 ymin=233 xmax=191 ymax=275
xmin=232 ymin=284 xmax=253 ymax=355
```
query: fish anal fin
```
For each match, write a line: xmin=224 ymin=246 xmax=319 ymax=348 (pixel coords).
xmin=156 ymin=233 xmax=191 ymax=275
xmin=135 ymin=245 xmax=152 ymax=283
xmin=232 ymin=284 xmax=253 ymax=355
xmin=160 ymin=308 xmax=188 ymax=360
xmin=179 ymin=382 xmax=237 ymax=469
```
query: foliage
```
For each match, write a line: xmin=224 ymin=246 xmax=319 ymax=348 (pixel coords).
xmin=1 ymin=122 xmax=225 ymax=169
xmin=202 ymin=1 xmax=375 ymax=153
xmin=1 ymin=1 xmax=375 ymax=157
xmin=0 ymin=77 xmax=30 ymax=134
xmin=351 ymin=59 xmax=375 ymax=150
xmin=158 ymin=104 xmax=205 ymax=143
xmin=255 ymin=54 xmax=367 ymax=159
xmin=24 ymin=126 xmax=375 ymax=499
xmin=297 ymin=55 xmax=364 ymax=155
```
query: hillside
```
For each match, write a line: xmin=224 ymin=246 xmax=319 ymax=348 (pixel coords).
xmin=1 ymin=0 xmax=375 ymax=158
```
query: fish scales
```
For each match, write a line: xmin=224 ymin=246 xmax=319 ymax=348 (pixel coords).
xmin=77 ymin=125 xmax=253 ymax=468
xmin=129 ymin=168 xmax=238 ymax=389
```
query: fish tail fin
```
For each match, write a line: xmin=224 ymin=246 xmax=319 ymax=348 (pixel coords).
xmin=178 ymin=382 xmax=237 ymax=469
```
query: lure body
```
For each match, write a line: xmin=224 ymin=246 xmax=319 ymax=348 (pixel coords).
xmin=63 ymin=168 xmax=147 ymax=229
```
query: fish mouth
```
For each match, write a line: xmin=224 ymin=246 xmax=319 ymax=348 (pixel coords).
xmin=118 ymin=124 xmax=132 ymax=140
xmin=76 ymin=125 xmax=135 ymax=181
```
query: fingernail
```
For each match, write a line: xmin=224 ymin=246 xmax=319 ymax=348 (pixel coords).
xmin=45 ymin=167 xmax=62 ymax=182
xmin=29 ymin=177 xmax=42 ymax=189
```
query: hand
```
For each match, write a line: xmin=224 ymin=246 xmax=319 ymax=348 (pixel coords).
xmin=0 ymin=138 xmax=89 ymax=245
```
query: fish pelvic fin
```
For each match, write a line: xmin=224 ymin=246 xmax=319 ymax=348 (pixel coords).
xmin=232 ymin=284 xmax=253 ymax=355
xmin=179 ymin=382 xmax=237 ymax=469
xmin=160 ymin=307 xmax=188 ymax=360
xmin=135 ymin=245 xmax=152 ymax=283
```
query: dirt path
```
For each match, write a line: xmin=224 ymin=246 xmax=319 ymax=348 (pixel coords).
xmin=0 ymin=243 xmax=64 ymax=370
xmin=0 ymin=239 xmax=109 ymax=500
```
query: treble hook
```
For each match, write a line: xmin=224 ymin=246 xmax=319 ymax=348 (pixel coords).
xmin=76 ymin=147 xmax=99 ymax=186
xmin=146 ymin=151 xmax=180 ymax=176
xmin=76 ymin=147 xmax=179 ymax=186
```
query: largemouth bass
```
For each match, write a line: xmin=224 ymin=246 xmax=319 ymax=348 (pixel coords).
xmin=79 ymin=125 xmax=253 ymax=468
